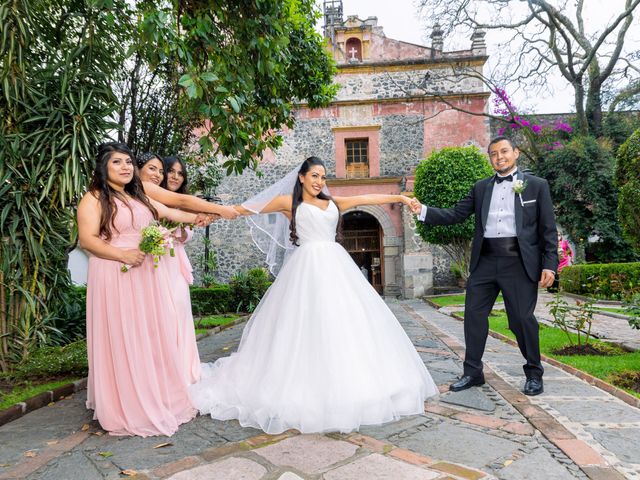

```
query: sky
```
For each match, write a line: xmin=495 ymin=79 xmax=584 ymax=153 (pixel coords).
xmin=318 ymin=0 xmax=640 ymax=114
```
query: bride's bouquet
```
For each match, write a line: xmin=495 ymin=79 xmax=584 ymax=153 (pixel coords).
xmin=121 ymin=221 xmax=177 ymax=272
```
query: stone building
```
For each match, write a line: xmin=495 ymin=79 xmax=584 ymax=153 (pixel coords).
xmin=190 ymin=2 xmax=491 ymax=297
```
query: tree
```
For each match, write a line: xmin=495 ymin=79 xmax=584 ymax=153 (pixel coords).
xmin=418 ymin=0 xmax=640 ymax=138
xmin=0 ymin=0 xmax=129 ymax=370
xmin=137 ymin=0 xmax=338 ymax=174
xmin=537 ymin=136 xmax=636 ymax=262
xmin=114 ymin=54 xmax=197 ymax=156
xmin=616 ymin=128 xmax=640 ymax=252
xmin=413 ymin=146 xmax=494 ymax=279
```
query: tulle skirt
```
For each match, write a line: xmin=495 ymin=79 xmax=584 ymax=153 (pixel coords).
xmin=189 ymin=241 xmax=438 ymax=434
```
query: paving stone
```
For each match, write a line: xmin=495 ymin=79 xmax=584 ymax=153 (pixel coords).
xmin=253 ymin=435 xmax=357 ymax=474
xmin=323 ymin=453 xmax=440 ymax=480
xmin=80 ymin=422 xmax=227 ymax=471
xmin=420 ymin=358 xmax=461 ymax=374
xmin=548 ymin=400 xmax=640 ymax=424
xmin=393 ymin=422 xmax=520 ymax=469
xmin=537 ymin=380 xmax=610 ymax=398
xmin=25 ymin=450 xmax=103 ymax=480
xmin=585 ymin=427 xmax=640 ymax=464
xmin=440 ymin=388 xmax=497 ymax=413
xmin=167 ymin=457 xmax=267 ymax=480
xmin=193 ymin=415 xmax=262 ymax=443
xmin=359 ymin=415 xmax=430 ymax=440
xmin=0 ymin=393 xmax=92 ymax=467
xmin=499 ymin=447 xmax=577 ymax=479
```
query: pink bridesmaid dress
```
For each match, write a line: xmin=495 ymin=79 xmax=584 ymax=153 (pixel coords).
xmin=85 ymin=198 xmax=196 ymax=436
xmin=165 ymin=227 xmax=201 ymax=384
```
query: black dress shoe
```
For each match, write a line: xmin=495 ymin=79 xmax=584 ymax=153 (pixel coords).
xmin=449 ymin=375 xmax=485 ymax=392
xmin=524 ymin=378 xmax=544 ymax=396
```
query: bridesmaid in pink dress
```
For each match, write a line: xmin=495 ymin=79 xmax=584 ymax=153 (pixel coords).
xmin=77 ymin=143 xmax=203 ymax=436
xmin=137 ymin=153 xmax=202 ymax=385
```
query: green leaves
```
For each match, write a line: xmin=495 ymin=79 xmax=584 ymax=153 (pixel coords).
xmin=138 ymin=0 xmax=336 ymax=174
xmin=1 ymin=0 xmax=128 ymax=370
xmin=414 ymin=146 xmax=493 ymax=279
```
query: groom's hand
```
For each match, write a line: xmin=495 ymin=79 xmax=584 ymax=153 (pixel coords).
xmin=539 ymin=269 xmax=555 ymax=288
xmin=409 ymin=198 xmax=423 ymax=215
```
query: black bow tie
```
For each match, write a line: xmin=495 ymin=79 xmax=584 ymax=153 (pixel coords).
xmin=495 ymin=174 xmax=514 ymax=184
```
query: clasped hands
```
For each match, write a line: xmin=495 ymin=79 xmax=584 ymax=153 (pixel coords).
xmin=407 ymin=197 xmax=423 ymax=215
xmin=194 ymin=205 xmax=241 ymax=227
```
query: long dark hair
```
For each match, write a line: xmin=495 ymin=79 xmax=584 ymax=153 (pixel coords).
xmin=89 ymin=142 xmax=158 ymax=241
xmin=137 ymin=151 xmax=167 ymax=189
xmin=290 ymin=156 xmax=338 ymax=246
xmin=163 ymin=155 xmax=188 ymax=194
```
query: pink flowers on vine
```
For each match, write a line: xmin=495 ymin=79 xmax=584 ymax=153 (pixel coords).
xmin=493 ymin=87 xmax=572 ymax=146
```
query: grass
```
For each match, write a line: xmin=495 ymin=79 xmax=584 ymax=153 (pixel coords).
xmin=595 ymin=306 xmax=628 ymax=315
xmin=485 ymin=311 xmax=640 ymax=399
xmin=0 ymin=378 xmax=81 ymax=410
xmin=428 ymin=293 xmax=503 ymax=307
xmin=194 ymin=314 xmax=242 ymax=330
xmin=194 ymin=313 xmax=243 ymax=335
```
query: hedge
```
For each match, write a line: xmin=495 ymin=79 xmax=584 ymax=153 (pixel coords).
xmin=560 ymin=262 xmax=640 ymax=300
xmin=190 ymin=284 xmax=233 ymax=316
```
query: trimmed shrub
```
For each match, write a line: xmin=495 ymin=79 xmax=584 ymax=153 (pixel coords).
xmin=230 ymin=268 xmax=272 ymax=313
xmin=190 ymin=284 xmax=233 ymax=316
xmin=13 ymin=341 xmax=88 ymax=380
xmin=560 ymin=262 xmax=640 ymax=300
xmin=413 ymin=146 xmax=493 ymax=279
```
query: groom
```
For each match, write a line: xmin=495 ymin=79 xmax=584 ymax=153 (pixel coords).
xmin=411 ymin=137 xmax=558 ymax=396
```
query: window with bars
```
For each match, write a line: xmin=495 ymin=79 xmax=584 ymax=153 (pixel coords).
xmin=345 ymin=138 xmax=369 ymax=178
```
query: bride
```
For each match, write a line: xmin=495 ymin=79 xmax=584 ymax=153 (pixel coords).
xmin=189 ymin=157 xmax=438 ymax=434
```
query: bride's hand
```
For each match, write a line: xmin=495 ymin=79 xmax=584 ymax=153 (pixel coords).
xmin=217 ymin=205 xmax=240 ymax=220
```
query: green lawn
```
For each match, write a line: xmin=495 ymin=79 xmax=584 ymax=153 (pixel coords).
xmin=193 ymin=314 xmax=243 ymax=335
xmin=486 ymin=311 xmax=640 ymax=399
xmin=595 ymin=306 xmax=628 ymax=315
xmin=0 ymin=378 xmax=81 ymax=410
xmin=428 ymin=293 xmax=503 ymax=307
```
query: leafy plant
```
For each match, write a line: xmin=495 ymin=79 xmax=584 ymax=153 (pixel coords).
xmin=537 ymin=135 xmax=636 ymax=263
xmin=190 ymin=285 xmax=233 ymax=316
xmin=413 ymin=146 xmax=493 ymax=280
xmin=0 ymin=0 xmax=129 ymax=371
xmin=623 ymin=293 xmax=640 ymax=330
xmin=616 ymin=128 xmax=640 ymax=253
xmin=137 ymin=0 xmax=338 ymax=174
xmin=11 ymin=341 xmax=88 ymax=381
xmin=230 ymin=268 xmax=272 ymax=313
xmin=547 ymin=293 xmax=595 ymax=346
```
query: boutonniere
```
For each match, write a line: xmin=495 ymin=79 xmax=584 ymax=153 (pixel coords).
xmin=512 ymin=179 xmax=528 ymax=206
xmin=512 ymin=179 xmax=527 ymax=195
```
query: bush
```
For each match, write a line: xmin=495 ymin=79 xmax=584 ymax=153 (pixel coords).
xmin=413 ymin=146 xmax=493 ymax=279
xmin=190 ymin=284 xmax=233 ymax=316
xmin=50 ymin=286 xmax=87 ymax=345
xmin=12 ymin=341 xmax=88 ymax=380
xmin=230 ymin=267 xmax=272 ymax=313
xmin=560 ymin=262 xmax=640 ymax=300
xmin=616 ymin=128 xmax=640 ymax=252
xmin=538 ymin=135 xmax=636 ymax=263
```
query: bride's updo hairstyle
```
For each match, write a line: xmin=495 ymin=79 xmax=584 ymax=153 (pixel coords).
xmin=289 ymin=156 xmax=337 ymax=246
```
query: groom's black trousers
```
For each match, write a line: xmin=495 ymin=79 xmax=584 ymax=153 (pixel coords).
xmin=462 ymin=251 xmax=543 ymax=380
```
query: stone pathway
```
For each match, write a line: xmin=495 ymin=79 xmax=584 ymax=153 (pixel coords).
xmin=0 ymin=300 xmax=638 ymax=479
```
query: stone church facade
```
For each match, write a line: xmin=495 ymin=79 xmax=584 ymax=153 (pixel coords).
xmin=189 ymin=4 xmax=491 ymax=297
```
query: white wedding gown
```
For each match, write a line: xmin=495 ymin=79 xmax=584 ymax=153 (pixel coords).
xmin=189 ymin=201 xmax=438 ymax=434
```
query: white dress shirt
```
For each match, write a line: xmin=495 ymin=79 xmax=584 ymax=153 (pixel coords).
xmin=484 ymin=169 xmax=517 ymax=238
xmin=418 ymin=168 xmax=518 ymax=239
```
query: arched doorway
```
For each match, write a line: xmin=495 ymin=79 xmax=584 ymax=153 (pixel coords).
xmin=340 ymin=211 xmax=383 ymax=293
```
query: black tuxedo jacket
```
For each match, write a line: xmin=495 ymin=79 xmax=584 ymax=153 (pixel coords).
xmin=421 ymin=171 xmax=559 ymax=282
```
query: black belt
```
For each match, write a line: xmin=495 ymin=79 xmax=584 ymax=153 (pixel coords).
xmin=481 ymin=237 xmax=520 ymax=257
